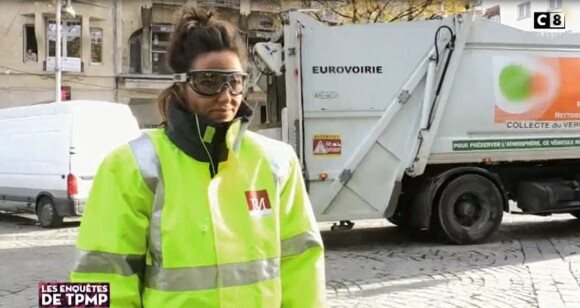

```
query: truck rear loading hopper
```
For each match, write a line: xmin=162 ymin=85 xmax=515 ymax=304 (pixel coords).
xmin=252 ymin=11 xmax=580 ymax=244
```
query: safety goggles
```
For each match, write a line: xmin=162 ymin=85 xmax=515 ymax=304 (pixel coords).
xmin=173 ymin=69 xmax=248 ymax=97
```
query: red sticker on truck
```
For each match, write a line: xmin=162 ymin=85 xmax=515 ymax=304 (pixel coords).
xmin=313 ymin=135 xmax=341 ymax=156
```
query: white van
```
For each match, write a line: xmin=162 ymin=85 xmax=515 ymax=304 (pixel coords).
xmin=0 ymin=100 xmax=142 ymax=228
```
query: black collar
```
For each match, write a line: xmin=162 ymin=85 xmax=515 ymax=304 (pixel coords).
xmin=164 ymin=101 xmax=253 ymax=163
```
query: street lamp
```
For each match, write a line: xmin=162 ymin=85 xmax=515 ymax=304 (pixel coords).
xmin=55 ymin=0 xmax=75 ymax=103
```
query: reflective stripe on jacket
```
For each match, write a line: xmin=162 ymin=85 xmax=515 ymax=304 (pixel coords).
xmin=70 ymin=119 xmax=326 ymax=307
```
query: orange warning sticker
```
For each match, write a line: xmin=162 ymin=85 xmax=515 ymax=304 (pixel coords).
xmin=313 ymin=134 xmax=341 ymax=156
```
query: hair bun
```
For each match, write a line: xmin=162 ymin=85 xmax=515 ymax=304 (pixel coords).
xmin=180 ymin=7 xmax=214 ymax=30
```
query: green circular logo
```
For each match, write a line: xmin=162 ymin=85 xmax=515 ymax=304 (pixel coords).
xmin=499 ymin=64 xmax=533 ymax=103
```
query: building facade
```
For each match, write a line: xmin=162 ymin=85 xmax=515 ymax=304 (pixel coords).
xmin=0 ymin=0 xmax=118 ymax=109
xmin=476 ymin=0 xmax=580 ymax=32
xmin=117 ymin=0 xmax=291 ymax=127
xmin=0 ymin=0 xmax=299 ymax=128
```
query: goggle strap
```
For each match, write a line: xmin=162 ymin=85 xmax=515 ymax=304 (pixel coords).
xmin=173 ymin=73 xmax=188 ymax=83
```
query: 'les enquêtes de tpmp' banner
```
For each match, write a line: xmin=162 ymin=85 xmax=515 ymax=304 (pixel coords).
xmin=39 ymin=282 xmax=110 ymax=308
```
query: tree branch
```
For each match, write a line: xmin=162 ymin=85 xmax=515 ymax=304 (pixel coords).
xmin=297 ymin=0 xmax=467 ymax=24
xmin=407 ymin=1 xmax=433 ymax=21
xmin=373 ymin=0 xmax=392 ymax=23
xmin=328 ymin=4 xmax=355 ymax=20
xmin=366 ymin=0 xmax=377 ymax=21
xmin=389 ymin=0 xmax=433 ymax=22
xmin=351 ymin=0 xmax=359 ymax=23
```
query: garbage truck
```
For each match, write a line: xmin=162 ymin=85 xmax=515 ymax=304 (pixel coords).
xmin=250 ymin=10 xmax=580 ymax=245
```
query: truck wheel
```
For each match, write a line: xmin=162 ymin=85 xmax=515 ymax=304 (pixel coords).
xmin=37 ymin=197 xmax=64 ymax=228
xmin=436 ymin=174 xmax=503 ymax=245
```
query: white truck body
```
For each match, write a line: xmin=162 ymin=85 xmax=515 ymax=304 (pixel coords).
xmin=253 ymin=11 xmax=580 ymax=244
xmin=0 ymin=100 xmax=141 ymax=227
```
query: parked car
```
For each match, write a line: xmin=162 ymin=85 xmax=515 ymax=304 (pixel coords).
xmin=0 ymin=100 xmax=141 ymax=227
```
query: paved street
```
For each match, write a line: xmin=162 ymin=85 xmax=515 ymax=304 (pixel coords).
xmin=1 ymin=213 xmax=579 ymax=308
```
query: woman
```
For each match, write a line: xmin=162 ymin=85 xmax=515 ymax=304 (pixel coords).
xmin=70 ymin=6 xmax=326 ymax=308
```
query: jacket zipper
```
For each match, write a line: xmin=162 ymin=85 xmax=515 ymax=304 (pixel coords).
xmin=195 ymin=114 xmax=217 ymax=178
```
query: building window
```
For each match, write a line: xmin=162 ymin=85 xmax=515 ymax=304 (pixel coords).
xmin=151 ymin=24 xmax=172 ymax=75
xmin=259 ymin=17 xmax=274 ymax=27
xmin=517 ymin=2 xmax=531 ymax=19
xmin=260 ymin=104 xmax=267 ymax=123
xmin=23 ymin=24 xmax=37 ymax=63
xmin=549 ymin=0 xmax=562 ymax=10
xmin=129 ymin=29 xmax=142 ymax=74
xmin=45 ymin=20 xmax=83 ymax=72
xmin=90 ymin=28 xmax=103 ymax=64
xmin=47 ymin=20 xmax=82 ymax=58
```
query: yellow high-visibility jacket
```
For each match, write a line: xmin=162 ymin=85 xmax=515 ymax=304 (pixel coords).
xmin=70 ymin=102 xmax=326 ymax=307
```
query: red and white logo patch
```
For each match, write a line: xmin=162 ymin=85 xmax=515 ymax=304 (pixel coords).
xmin=245 ymin=189 xmax=272 ymax=219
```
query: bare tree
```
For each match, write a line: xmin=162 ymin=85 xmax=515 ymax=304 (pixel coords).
xmin=298 ymin=0 xmax=473 ymax=25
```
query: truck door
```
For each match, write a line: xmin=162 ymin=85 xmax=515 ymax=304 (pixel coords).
xmin=288 ymin=12 xmax=447 ymax=223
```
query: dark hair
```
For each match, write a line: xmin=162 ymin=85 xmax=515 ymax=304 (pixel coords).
xmin=157 ymin=6 xmax=248 ymax=124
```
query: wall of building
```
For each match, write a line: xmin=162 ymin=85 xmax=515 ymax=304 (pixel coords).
xmin=0 ymin=0 xmax=118 ymax=108
xmin=116 ymin=0 xmax=294 ymax=128
xmin=0 ymin=0 xmax=301 ymax=127
xmin=479 ymin=0 xmax=580 ymax=32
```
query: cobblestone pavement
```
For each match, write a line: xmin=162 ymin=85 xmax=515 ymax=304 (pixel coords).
xmin=321 ymin=215 xmax=580 ymax=308
xmin=0 ymin=213 xmax=579 ymax=308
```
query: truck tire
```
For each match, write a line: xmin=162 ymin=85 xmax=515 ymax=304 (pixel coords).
xmin=37 ymin=197 xmax=64 ymax=228
xmin=436 ymin=174 xmax=503 ymax=245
